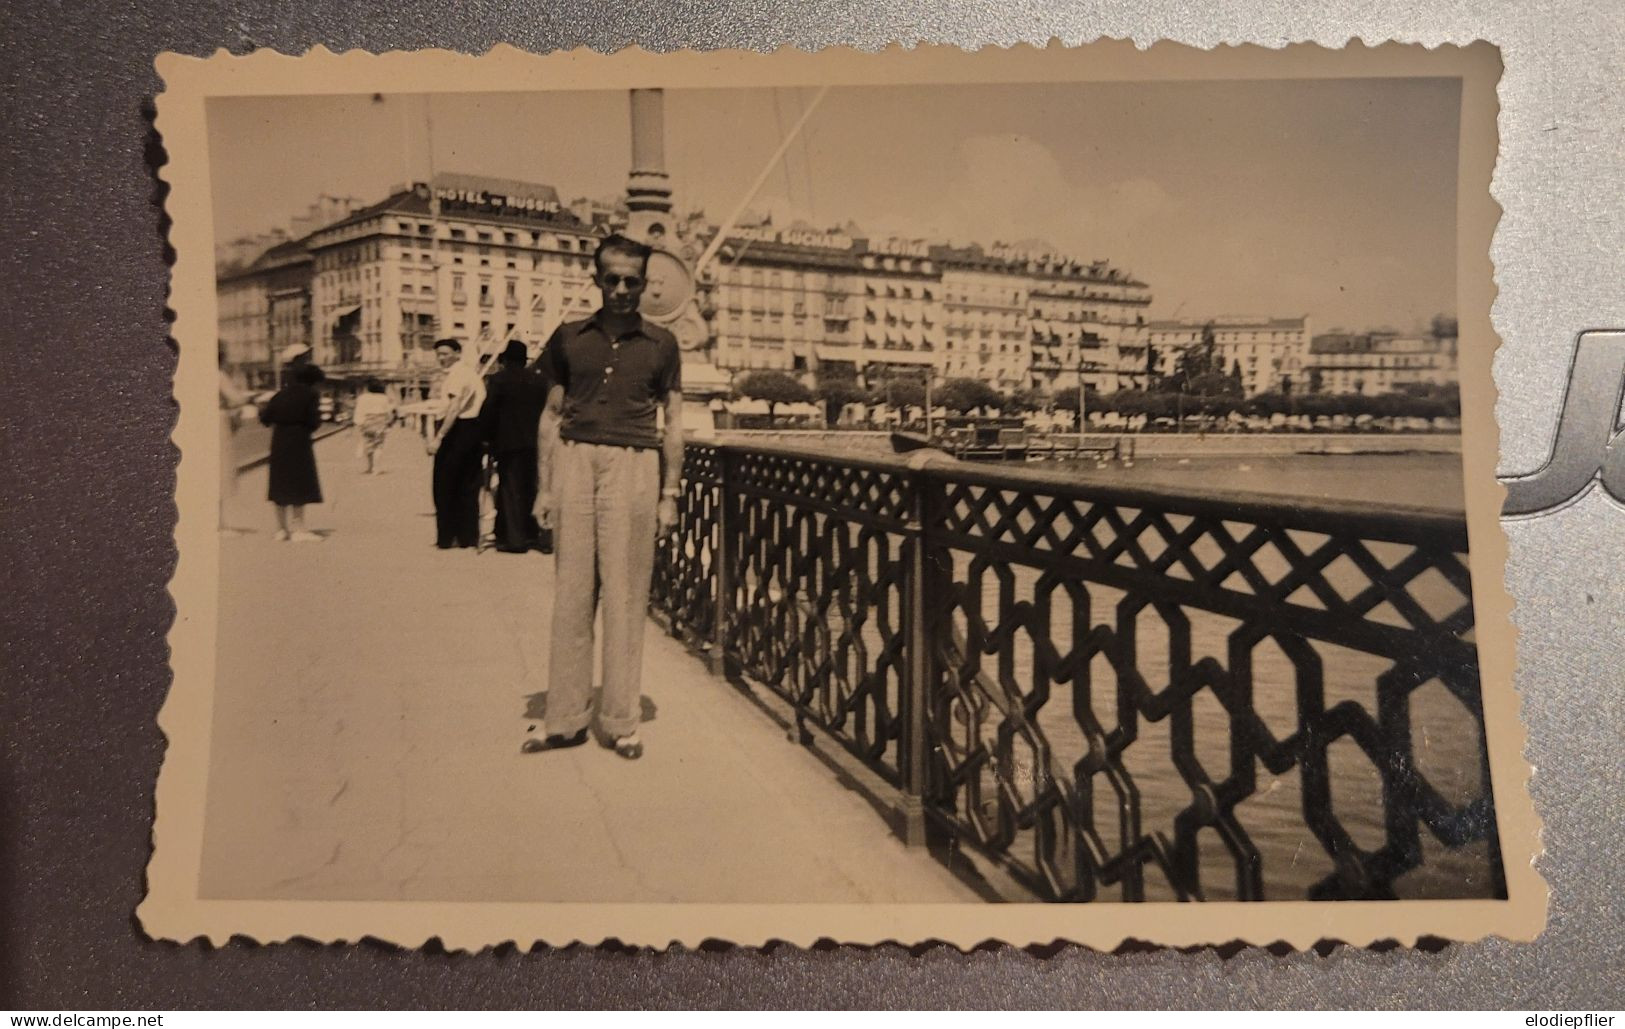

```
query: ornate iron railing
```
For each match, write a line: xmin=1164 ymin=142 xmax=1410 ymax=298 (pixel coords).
xmin=651 ymin=440 xmax=1504 ymax=902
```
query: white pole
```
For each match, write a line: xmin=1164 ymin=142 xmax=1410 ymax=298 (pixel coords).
xmin=694 ymin=86 xmax=831 ymax=278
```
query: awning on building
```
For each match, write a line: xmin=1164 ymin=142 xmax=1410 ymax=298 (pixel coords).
xmin=331 ymin=304 xmax=362 ymax=323
xmin=876 ymin=349 xmax=934 ymax=366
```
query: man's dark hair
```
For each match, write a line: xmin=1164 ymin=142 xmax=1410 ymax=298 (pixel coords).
xmin=365 ymin=377 xmax=385 ymax=393
xmin=433 ymin=338 xmax=462 ymax=353
xmin=593 ymin=233 xmax=653 ymax=275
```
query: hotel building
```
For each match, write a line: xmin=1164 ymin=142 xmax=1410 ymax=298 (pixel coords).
xmin=935 ymin=246 xmax=1031 ymax=391
xmin=1143 ymin=316 xmax=1313 ymax=396
xmin=1306 ymin=331 xmax=1459 ymax=395
xmin=217 ymin=174 xmax=1171 ymax=400
xmin=1013 ymin=249 xmax=1154 ymax=395
xmin=703 ymin=226 xmax=862 ymax=375
xmin=304 ymin=173 xmax=602 ymax=374
xmin=216 ymin=238 xmax=315 ymax=387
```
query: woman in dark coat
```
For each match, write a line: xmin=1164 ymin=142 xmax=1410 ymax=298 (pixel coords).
xmin=258 ymin=362 xmax=326 ymax=542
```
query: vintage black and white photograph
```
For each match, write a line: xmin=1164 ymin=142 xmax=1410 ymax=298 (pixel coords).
xmin=143 ymin=43 xmax=1539 ymax=948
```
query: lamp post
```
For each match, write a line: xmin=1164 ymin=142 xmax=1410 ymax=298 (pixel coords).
xmin=924 ymin=366 xmax=934 ymax=439
xmin=1076 ymin=367 xmax=1087 ymax=438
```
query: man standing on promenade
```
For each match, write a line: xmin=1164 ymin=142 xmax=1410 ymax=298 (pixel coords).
xmin=426 ymin=338 xmax=487 ymax=550
xmin=480 ymin=339 xmax=551 ymax=553
xmin=529 ymin=234 xmax=683 ymax=760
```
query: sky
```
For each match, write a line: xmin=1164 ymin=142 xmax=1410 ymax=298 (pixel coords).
xmin=208 ymin=78 xmax=1460 ymax=334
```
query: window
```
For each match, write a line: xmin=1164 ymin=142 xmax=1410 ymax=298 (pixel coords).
xmin=450 ymin=229 xmax=466 ymax=240
xmin=504 ymin=232 xmax=516 ymax=245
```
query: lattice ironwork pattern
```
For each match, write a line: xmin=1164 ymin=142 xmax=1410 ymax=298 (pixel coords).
xmin=724 ymin=449 xmax=916 ymax=779
xmin=651 ymin=443 xmax=720 ymax=646
xmin=655 ymin=442 xmax=1503 ymax=903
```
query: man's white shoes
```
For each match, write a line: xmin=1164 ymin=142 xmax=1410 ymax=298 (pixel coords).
xmin=610 ymin=732 xmax=643 ymax=760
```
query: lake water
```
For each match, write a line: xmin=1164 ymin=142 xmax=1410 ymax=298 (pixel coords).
xmin=1041 ymin=451 xmax=1465 ymax=512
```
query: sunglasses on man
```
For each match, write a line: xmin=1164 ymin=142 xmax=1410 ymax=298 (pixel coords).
xmin=599 ymin=273 xmax=645 ymax=289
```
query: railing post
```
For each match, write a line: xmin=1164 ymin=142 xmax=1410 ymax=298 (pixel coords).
xmin=898 ymin=468 xmax=938 ymax=848
xmin=708 ymin=447 xmax=735 ymax=678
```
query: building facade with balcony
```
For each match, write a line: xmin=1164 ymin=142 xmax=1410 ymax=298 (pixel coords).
xmin=1144 ymin=315 xmax=1312 ymax=396
xmin=849 ymin=239 xmax=944 ymax=381
xmin=1306 ymin=331 xmax=1459 ymax=395
xmin=1013 ymin=251 xmax=1153 ymax=396
xmin=703 ymin=229 xmax=862 ymax=375
xmin=222 ymin=177 xmax=1172 ymax=402
xmin=216 ymin=238 xmax=315 ymax=387
xmin=302 ymin=174 xmax=604 ymax=377
xmin=697 ymin=231 xmax=1154 ymax=398
xmin=935 ymin=247 xmax=1031 ymax=391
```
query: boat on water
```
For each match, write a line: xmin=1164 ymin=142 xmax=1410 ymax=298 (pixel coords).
xmin=939 ymin=416 xmax=1030 ymax=462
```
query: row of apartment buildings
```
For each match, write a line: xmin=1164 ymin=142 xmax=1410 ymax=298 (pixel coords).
xmin=216 ymin=173 xmax=1457 ymax=397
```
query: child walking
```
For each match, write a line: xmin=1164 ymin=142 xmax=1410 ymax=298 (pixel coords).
xmin=353 ymin=377 xmax=397 ymax=475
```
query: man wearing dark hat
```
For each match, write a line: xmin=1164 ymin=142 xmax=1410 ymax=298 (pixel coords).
xmin=479 ymin=339 xmax=552 ymax=553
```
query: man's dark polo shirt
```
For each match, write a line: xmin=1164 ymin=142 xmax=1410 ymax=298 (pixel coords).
xmin=541 ymin=312 xmax=682 ymax=451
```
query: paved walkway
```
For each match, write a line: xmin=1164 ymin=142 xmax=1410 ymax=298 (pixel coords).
xmin=202 ymin=429 xmax=981 ymax=903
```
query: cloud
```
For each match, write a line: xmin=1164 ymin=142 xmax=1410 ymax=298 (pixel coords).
xmin=930 ymin=136 xmax=1182 ymax=264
